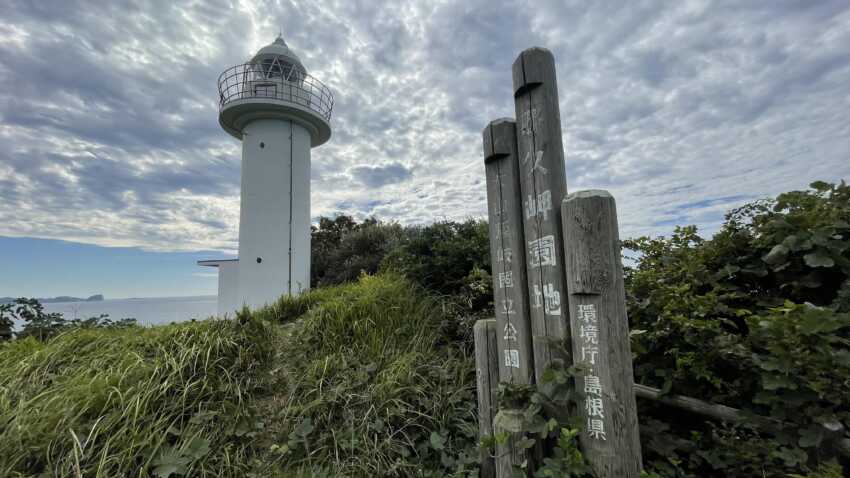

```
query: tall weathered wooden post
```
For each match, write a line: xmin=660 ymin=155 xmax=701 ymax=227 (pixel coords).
xmin=512 ymin=47 xmax=571 ymax=381
xmin=483 ymin=118 xmax=535 ymax=385
xmin=482 ymin=119 xmax=536 ymax=476
xmin=561 ymin=190 xmax=642 ymax=477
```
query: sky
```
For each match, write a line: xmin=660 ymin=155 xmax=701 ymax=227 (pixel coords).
xmin=1 ymin=0 xmax=850 ymax=298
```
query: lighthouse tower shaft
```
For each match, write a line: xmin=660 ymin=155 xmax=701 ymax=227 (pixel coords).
xmin=201 ymin=35 xmax=333 ymax=314
xmin=238 ymin=119 xmax=312 ymax=308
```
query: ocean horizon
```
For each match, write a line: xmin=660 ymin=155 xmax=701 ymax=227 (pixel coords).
xmin=10 ymin=295 xmax=220 ymax=331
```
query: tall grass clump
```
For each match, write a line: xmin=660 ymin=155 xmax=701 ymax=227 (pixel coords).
xmin=252 ymin=273 xmax=480 ymax=477
xmin=0 ymin=315 xmax=275 ymax=477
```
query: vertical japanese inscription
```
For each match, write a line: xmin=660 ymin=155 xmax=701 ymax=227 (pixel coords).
xmin=577 ymin=303 xmax=606 ymax=441
xmin=512 ymin=47 xmax=571 ymax=382
xmin=482 ymin=119 xmax=534 ymax=385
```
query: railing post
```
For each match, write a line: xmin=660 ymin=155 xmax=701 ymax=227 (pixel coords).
xmin=511 ymin=47 xmax=572 ymax=381
xmin=561 ymin=190 xmax=642 ymax=477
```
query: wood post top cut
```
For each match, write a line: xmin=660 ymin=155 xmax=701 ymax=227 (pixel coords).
xmin=482 ymin=118 xmax=518 ymax=161
xmin=512 ymin=47 xmax=557 ymax=96
xmin=474 ymin=317 xmax=497 ymax=332
xmin=564 ymin=190 xmax=613 ymax=201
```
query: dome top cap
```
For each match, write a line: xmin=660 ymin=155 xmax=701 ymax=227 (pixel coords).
xmin=250 ymin=34 xmax=306 ymax=73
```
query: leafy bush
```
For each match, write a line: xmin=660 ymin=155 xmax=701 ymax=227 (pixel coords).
xmin=247 ymin=274 xmax=480 ymax=477
xmin=312 ymin=216 xmax=376 ymax=287
xmin=483 ymin=353 xmax=594 ymax=478
xmin=310 ymin=217 xmax=494 ymax=354
xmin=381 ymin=219 xmax=491 ymax=298
xmin=313 ymin=220 xmax=404 ymax=287
xmin=312 ymin=216 xmax=493 ymax=313
xmin=626 ymin=181 xmax=850 ymax=476
xmin=381 ymin=219 xmax=493 ymax=352
xmin=0 ymin=297 xmax=137 ymax=342
xmin=0 ymin=315 xmax=274 ymax=477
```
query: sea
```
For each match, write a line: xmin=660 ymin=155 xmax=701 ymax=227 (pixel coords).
xmin=10 ymin=296 xmax=219 ymax=330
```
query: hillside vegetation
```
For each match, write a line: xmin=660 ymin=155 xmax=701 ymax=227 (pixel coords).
xmin=248 ymin=275 xmax=479 ymax=477
xmin=0 ymin=181 xmax=848 ymax=477
xmin=0 ymin=315 xmax=274 ymax=477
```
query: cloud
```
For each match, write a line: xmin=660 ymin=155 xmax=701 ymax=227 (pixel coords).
xmin=1 ymin=0 xmax=850 ymax=252
xmin=349 ymin=162 xmax=413 ymax=188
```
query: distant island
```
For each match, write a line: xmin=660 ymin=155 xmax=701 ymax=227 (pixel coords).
xmin=0 ymin=294 xmax=104 ymax=304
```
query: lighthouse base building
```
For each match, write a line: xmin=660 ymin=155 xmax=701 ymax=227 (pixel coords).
xmin=199 ymin=36 xmax=333 ymax=316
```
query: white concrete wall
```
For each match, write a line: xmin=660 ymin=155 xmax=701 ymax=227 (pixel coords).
xmin=290 ymin=119 xmax=311 ymax=295
xmin=237 ymin=118 xmax=312 ymax=310
xmin=218 ymin=261 xmax=240 ymax=316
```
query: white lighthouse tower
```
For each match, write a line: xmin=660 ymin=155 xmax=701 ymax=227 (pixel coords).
xmin=200 ymin=36 xmax=334 ymax=315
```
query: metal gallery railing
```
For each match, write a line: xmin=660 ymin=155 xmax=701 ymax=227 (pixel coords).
xmin=217 ymin=63 xmax=334 ymax=122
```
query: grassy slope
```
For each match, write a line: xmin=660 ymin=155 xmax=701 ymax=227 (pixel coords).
xmin=0 ymin=274 xmax=479 ymax=478
xmin=249 ymin=274 xmax=479 ymax=477
xmin=0 ymin=313 xmax=275 ymax=477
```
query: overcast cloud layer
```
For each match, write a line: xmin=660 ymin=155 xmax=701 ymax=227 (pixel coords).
xmin=2 ymin=0 xmax=849 ymax=253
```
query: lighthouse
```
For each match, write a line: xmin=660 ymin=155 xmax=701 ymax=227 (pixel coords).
xmin=200 ymin=36 xmax=334 ymax=315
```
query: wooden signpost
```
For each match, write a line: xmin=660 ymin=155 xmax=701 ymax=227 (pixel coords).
xmin=483 ymin=118 xmax=534 ymax=386
xmin=474 ymin=44 xmax=850 ymax=477
xmin=562 ymin=190 xmax=642 ymax=477
xmin=482 ymin=118 xmax=537 ymax=477
xmin=511 ymin=48 xmax=571 ymax=382
xmin=474 ymin=46 xmax=643 ymax=477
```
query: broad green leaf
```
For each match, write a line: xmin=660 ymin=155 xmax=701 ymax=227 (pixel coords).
xmin=803 ymin=251 xmax=835 ymax=268
xmin=293 ymin=417 xmax=313 ymax=437
xmin=494 ymin=410 xmax=526 ymax=433
xmin=762 ymin=244 xmax=789 ymax=265
xmin=429 ymin=431 xmax=445 ymax=450
xmin=798 ymin=272 xmax=822 ymax=288
xmin=185 ymin=437 xmax=210 ymax=460
xmin=152 ymin=449 xmax=191 ymax=478
xmin=517 ymin=438 xmax=536 ymax=450
xmin=783 ymin=235 xmax=813 ymax=252
xmin=797 ymin=425 xmax=823 ymax=448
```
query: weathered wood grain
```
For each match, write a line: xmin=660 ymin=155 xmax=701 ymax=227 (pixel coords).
xmin=493 ymin=409 xmax=532 ymax=477
xmin=511 ymin=47 xmax=572 ymax=383
xmin=483 ymin=118 xmax=535 ymax=385
xmin=561 ymin=190 xmax=642 ymax=477
xmin=474 ymin=319 xmax=499 ymax=478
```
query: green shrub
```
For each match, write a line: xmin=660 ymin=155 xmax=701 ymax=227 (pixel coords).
xmin=0 ymin=298 xmax=137 ymax=342
xmin=312 ymin=216 xmax=493 ymax=314
xmin=311 ymin=215 xmax=404 ymax=288
xmin=315 ymin=222 xmax=404 ymax=287
xmin=311 ymin=215 xmax=362 ymax=287
xmin=381 ymin=219 xmax=491 ymax=299
xmin=626 ymin=181 xmax=850 ymax=476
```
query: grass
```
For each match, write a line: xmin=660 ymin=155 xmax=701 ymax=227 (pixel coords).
xmin=0 ymin=315 xmax=275 ymax=477
xmin=0 ymin=273 xmax=480 ymax=477
xmin=250 ymin=274 xmax=480 ymax=477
